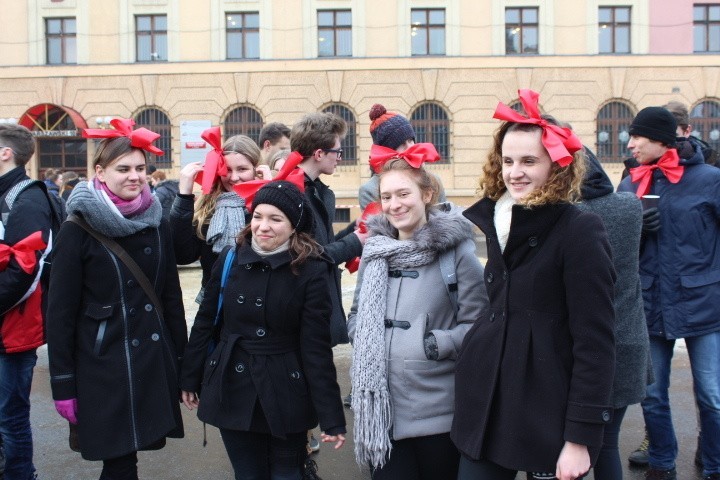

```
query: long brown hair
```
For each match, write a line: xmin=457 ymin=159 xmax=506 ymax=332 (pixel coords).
xmin=237 ymin=226 xmax=323 ymax=275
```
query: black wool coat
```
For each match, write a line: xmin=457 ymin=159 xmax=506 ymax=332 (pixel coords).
xmin=451 ymin=199 xmax=616 ymax=473
xmin=47 ymin=217 xmax=187 ymax=461
xmin=181 ymin=243 xmax=346 ymax=438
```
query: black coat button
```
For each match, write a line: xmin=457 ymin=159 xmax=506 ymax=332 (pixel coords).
xmin=126 ymin=279 xmax=135 ymax=287
xmin=143 ymin=247 xmax=152 ymax=255
xmin=487 ymin=273 xmax=494 ymax=283
xmin=151 ymin=333 xmax=159 ymax=341
xmin=209 ymin=359 xmax=218 ymax=367
xmin=261 ymin=265 xmax=269 ymax=272
xmin=244 ymin=264 xmax=252 ymax=270
xmin=235 ymin=363 xmax=245 ymax=373
xmin=255 ymin=297 xmax=263 ymax=307
xmin=502 ymin=271 xmax=508 ymax=280
xmin=602 ymin=410 xmax=611 ymax=422
xmin=256 ymin=328 xmax=266 ymax=337
xmin=237 ymin=295 xmax=245 ymax=304
xmin=490 ymin=313 xmax=496 ymax=322
xmin=290 ymin=371 xmax=300 ymax=379
xmin=131 ymin=339 xmax=140 ymax=347
xmin=128 ymin=308 xmax=136 ymax=316
xmin=144 ymin=304 xmax=153 ymax=312
xmin=529 ymin=237 xmax=538 ymax=247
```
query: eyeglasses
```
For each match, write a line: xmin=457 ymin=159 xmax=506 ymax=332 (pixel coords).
xmin=323 ymin=148 xmax=343 ymax=158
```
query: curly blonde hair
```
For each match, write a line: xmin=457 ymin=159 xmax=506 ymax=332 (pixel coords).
xmin=479 ymin=120 xmax=586 ymax=207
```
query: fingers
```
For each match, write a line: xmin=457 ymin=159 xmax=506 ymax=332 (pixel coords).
xmin=181 ymin=391 xmax=199 ymax=410
xmin=320 ymin=433 xmax=346 ymax=449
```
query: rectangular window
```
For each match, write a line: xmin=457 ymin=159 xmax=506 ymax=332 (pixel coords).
xmin=694 ymin=4 xmax=720 ymax=52
xmin=136 ymin=14 xmax=167 ymax=62
xmin=505 ymin=7 xmax=538 ymax=54
xmin=599 ymin=6 xmax=631 ymax=53
xmin=46 ymin=17 xmax=76 ymax=65
xmin=318 ymin=10 xmax=352 ymax=57
xmin=411 ymin=8 xmax=445 ymax=56
xmin=226 ymin=12 xmax=259 ymax=59
xmin=334 ymin=208 xmax=350 ymax=223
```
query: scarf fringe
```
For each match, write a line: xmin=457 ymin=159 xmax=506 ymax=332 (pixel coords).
xmin=352 ymin=387 xmax=393 ymax=468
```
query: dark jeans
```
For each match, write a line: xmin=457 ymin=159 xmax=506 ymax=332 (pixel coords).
xmin=0 ymin=349 xmax=37 ymax=480
xmin=219 ymin=429 xmax=307 ymax=480
xmin=592 ymin=406 xmax=627 ymax=480
xmin=371 ymin=433 xmax=459 ymax=480
xmin=99 ymin=452 xmax=138 ymax=480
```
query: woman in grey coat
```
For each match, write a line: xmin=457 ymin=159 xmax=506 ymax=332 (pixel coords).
xmin=347 ymin=158 xmax=487 ymax=480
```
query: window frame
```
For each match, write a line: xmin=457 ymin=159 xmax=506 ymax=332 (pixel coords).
xmin=135 ymin=14 xmax=168 ymax=62
xmin=690 ymin=99 xmax=720 ymax=155
xmin=410 ymin=8 xmax=446 ymax=56
xmin=598 ymin=6 xmax=631 ymax=54
xmin=45 ymin=17 xmax=77 ymax=65
xmin=317 ymin=9 xmax=352 ymax=57
xmin=226 ymin=11 xmax=260 ymax=60
xmin=694 ymin=4 xmax=720 ymax=53
xmin=322 ymin=103 xmax=357 ymax=165
xmin=595 ymin=101 xmax=635 ymax=164
xmin=134 ymin=108 xmax=172 ymax=167
xmin=505 ymin=7 xmax=539 ymax=55
xmin=223 ymin=106 xmax=264 ymax=146
xmin=410 ymin=102 xmax=451 ymax=164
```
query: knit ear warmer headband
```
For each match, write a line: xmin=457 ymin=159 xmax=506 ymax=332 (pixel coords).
xmin=82 ymin=118 xmax=164 ymax=156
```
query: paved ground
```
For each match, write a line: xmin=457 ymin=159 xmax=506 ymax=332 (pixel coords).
xmin=27 ymin=263 xmax=706 ymax=479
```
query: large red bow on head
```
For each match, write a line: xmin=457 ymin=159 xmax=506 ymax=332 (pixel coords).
xmin=0 ymin=231 xmax=47 ymax=274
xmin=493 ymin=89 xmax=582 ymax=167
xmin=234 ymin=151 xmax=306 ymax=208
xmin=345 ymin=202 xmax=383 ymax=274
xmin=193 ymin=127 xmax=228 ymax=195
xmin=82 ymin=118 xmax=164 ymax=156
xmin=369 ymin=143 xmax=440 ymax=174
xmin=629 ymin=149 xmax=684 ymax=198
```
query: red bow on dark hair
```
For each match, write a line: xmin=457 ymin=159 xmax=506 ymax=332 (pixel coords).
xmin=493 ymin=89 xmax=582 ymax=167
xmin=345 ymin=202 xmax=383 ymax=273
xmin=0 ymin=231 xmax=47 ymax=274
xmin=82 ymin=118 xmax=164 ymax=156
xmin=234 ymin=151 xmax=306 ymax=208
xmin=193 ymin=127 xmax=228 ymax=195
xmin=629 ymin=149 xmax=684 ymax=198
xmin=369 ymin=143 xmax=440 ymax=174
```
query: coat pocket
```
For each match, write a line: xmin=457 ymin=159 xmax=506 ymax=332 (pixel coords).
xmin=84 ymin=303 xmax=115 ymax=356
xmin=402 ymin=359 xmax=455 ymax=421
xmin=679 ymin=269 xmax=720 ymax=326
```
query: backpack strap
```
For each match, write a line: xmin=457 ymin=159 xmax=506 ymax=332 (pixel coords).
xmin=207 ymin=247 xmax=236 ymax=354
xmin=438 ymin=248 xmax=459 ymax=316
xmin=1 ymin=179 xmax=35 ymax=227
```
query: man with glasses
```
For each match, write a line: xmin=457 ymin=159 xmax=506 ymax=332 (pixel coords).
xmin=0 ymin=124 xmax=53 ymax=480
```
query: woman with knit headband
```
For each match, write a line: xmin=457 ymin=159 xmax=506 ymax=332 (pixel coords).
xmin=347 ymin=144 xmax=486 ymax=479
xmin=46 ymin=119 xmax=187 ymax=479
xmin=451 ymin=90 xmax=616 ymax=480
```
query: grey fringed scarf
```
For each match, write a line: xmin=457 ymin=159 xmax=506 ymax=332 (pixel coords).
xmin=66 ymin=181 xmax=162 ymax=237
xmin=351 ymin=233 xmax=438 ymax=469
xmin=206 ymin=192 xmax=246 ymax=253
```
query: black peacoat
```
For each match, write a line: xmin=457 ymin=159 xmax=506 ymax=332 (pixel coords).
xmin=180 ymin=243 xmax=346 ymax=438
xmin=47 ymin=217 xmax=187 ymax=461
xmin=451 ymin=199 xmax=616 ymax=473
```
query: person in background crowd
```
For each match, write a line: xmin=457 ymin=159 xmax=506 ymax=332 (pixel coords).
xmin=665 ymin=101 xmax=717 ymax=166
xmin=269 ymin=149 xmax=291 ymax=177
xmin=0 ymin=124 xmax=54 ymax=480
xmin=181 ymin=181 xmax=345 ymax=480
xmin=452 ymin=90 xmax=615 ymax=480
xmin=43 ymin=168 xmax=62 ymax=198
xmin=60 ymin=171 xmax=79 ymax=202
xmin=618 ymin=107 xmax=720 ymax=480
xmin=258 ymin=122 xmax=291 ymax=166
xmin=150 ymin=170 xmax=179 ymax=219
xmin=47 ymin=119 xmax=186 ymax=480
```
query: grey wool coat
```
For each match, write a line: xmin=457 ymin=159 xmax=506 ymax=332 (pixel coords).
xmin=348 ymin=206 xmax=487 ymax=440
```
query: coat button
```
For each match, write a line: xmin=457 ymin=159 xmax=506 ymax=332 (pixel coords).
xmin=290 ymin=371 xmax=300 ymax=379
xmin=529 ymin=237 xmax=538 ymax=247
xmin=128 ymin=308 xmax=136 ymax=316
xmin=261 ymin=265 xmax=269 ymax=272
xmin=502 ymin=270 xmax=508 ymax=280
xmin=487 ymin=273 xmax=494 ymax=283
xmin=236 ymin=295 xmax=245 ymax=304
xmin=256 ymin=328 xmax=266 ymax=337
xmin=255 ymin=297 xmax=263 ymax=307
xmin=244 ymin=263 xmax=252 ymax=270
xmin=126 ymin=279 xmax=135 ymax=287
xmin=131 ymin=339 xmax=140 ymax=347
xmin=144 ymin=304 xmax=153 ymax=312
xmin=602 ymin=410 xmax=611 ymax=422
xmin=490 ymin=313 xmax=496 ymax=322
xmin=151 ymin=333 xmax=159 ymax=341
xmin=143 ymin=247 xmax=152 ymax=255
xmin=209 ymin=359 xmax=217 ymax=367
xmin=235 ymin=363 xmax=245 ymax=373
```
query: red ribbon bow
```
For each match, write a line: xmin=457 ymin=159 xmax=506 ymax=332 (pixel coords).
xmin=629 ymin=149 xmax=684 ymax=198
xmin=369 ymin=143 xmax=441 ymax=174
xmin=82 ymin=118 xmax=164 ymax=156
xmin=345 ymin=202 xmax=383 ymax=274
xmin=0 ymin=231 xmax=47 ymax=274
xmin=492 ymin=89 xmax=582 ymax=167
xmin=194 ymin=127 xmax=228 ymax=195
xmin=234 ymin=151 xmax=306 ymax=208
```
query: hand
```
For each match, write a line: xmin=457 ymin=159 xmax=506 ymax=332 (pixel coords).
xmin=178 ymin=162 xmax=204 ymax=195
xmin=354 ymin=228 xmax=369 ymax=246
xmin=181 ymin=391 xmax=199 ymax=410
xmin=54 ymin=398 xmax=78 ymax=424
xmin=255 ymin=164 xmax=273 ymax=180
xmin=642 ymin=207 xmax=660 ymax=234
xmin=423 ymin=333 xmax=439 ymax=360
xmin=555 ymin=441 xmax=590 ymax=480
xmin=320 ymin=432 xmax=345 ymax=450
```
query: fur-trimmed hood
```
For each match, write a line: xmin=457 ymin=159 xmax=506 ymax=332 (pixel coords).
xmin=366 ymin=202 xmax=475 ymax=252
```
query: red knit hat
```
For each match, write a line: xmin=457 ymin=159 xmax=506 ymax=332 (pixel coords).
xmin=369 ymin=104 xmax=416 ymax=151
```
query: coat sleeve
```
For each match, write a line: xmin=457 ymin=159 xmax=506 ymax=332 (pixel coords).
xmin=322 ymin=231 xmax=363 ymax=265
xmin=562 ymin=212 xmax=616 ymax=448
xmin=430 ymin=239 xmax=487 ymax=361
xmin=169 ymin=193 xmax=203 ymax=265
xmin=159 ymin=219 xmax=187 ymax=360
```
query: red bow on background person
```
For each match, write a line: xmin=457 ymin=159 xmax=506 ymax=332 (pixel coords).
xmin=234 ymin=151 xmax=306 ymax=208
xmin=82 ymin=118 xmax=164 ymax=156
xmin=629 ymin=148 xmax=684 ymax=198
xmin=369 ymin=143 xmax=440 ymax=174
xmin=345 ymin=202 xmax=382 ymax=274
xmin=0 ymin=231 xmax=47 ymax=274
xmin=194 ymin=127 xmax=227 ymax=195
xmin=493 ymin=89 xmax=582 ymax=167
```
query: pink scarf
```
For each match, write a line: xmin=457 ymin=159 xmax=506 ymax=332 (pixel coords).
xmin=93 ymin=177 xmax=154 ymax=217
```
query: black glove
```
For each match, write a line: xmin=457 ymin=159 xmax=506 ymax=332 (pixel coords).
xmin=642 ymin=207 xmax=660 ymax=234
xmin=423 ymin=333 xmax=439 ymax=360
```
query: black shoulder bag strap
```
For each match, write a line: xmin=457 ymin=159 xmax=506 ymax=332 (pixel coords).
xmin=67 ymin=214 xmax=164 ymax=319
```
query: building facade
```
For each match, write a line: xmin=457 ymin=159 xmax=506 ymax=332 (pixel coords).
xmin=1 ymin=0 xmax=719 ymax=214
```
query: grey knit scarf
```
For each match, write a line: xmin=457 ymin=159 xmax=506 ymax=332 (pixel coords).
xmin=206 ymin=192 xmax=246 ymax=253
xmin=66 ymin=181 xmax=162 ymax=237
xmin=351 ymin=234 xmax=437 ymax=469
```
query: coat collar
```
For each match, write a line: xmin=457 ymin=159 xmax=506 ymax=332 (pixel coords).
xmin=235 ymin=242 xmax=293 ymax=269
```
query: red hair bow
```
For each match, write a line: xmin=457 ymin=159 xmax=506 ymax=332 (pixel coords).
xmin=82 ymin=118 xmax=164 ymax=156
xmin=629 ymin=149 xmax=684 ymax=198
xmin=369 ymin=143 xmax=440 ymax=174
xmin=493 ymin=89 xmax=582 ymax=167
xmin=193 ymin=127 xmax=228 ymax=195
xmin=234 ymin=151 xmax=306 ymax=208
xmin=345 ymin=202 xmax=383 ymax=273
xmin=0 ymin=231 xmax=47 ymax=274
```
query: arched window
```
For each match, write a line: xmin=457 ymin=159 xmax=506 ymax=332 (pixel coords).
xmin=690 ymin=99 xmax=720 ymax=155
xmin=224 ymin=106 xmax=263 ymax=145
xmin=134 ymin=108 xmax=172 ymax=166
xmin=410 ymin=102 xmax=450 ymax=163
xmin=596 ymin=101 xmax=635 ymax=163
xmin=322 ymin=103 xmax=357 ymax=165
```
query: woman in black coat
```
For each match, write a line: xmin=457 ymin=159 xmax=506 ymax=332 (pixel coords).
xmin=180 ymin=181 xmax=346 ymax=480
xmin=47 ymin=120 xmax=187 ymax=479
xmin=451 ymin=91 xmax=616 ymax=480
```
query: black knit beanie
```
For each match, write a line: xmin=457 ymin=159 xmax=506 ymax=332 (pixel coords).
xmin=629 ymin=107 xmax=677 ymax=146
xmin=369 ymin=104 xmax=416 ymax=150
xmin=252 ymin=181 xmax=312 ymax=233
